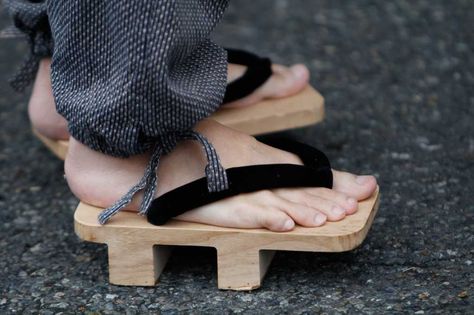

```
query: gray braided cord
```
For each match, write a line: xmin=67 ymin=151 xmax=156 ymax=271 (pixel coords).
xmin=97 ymin=131 xmax=229 ymax=224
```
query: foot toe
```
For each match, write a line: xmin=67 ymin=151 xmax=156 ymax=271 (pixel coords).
xmin=258 ymin=208 xmax=295 ymax=231
xmin=332 ymin=170 xmax=378 ymax=201
xmin=303 ymin=187 xmax=358 ymax=215
xmin=289 ymin=64 xmax=310 ymax=81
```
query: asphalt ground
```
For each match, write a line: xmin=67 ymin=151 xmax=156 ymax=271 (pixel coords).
xmin=0 ymin=1 xmax=473 ymax=314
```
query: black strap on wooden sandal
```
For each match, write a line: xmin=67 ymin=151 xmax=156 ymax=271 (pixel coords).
xmin=146 ymin=137 xmax=333 ymax=226
xmin=223 ymin=48 xmax=273 ymax=103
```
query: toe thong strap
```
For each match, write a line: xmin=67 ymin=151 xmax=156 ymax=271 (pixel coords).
xmin=146 ymin=137 xmax=334 ymax=226
xmin=97 ymin=131 xmax=228 ymax=224
xmin=223 ymin=48 xmax=272 ymax=103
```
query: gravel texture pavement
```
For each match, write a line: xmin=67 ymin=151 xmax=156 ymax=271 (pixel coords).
xmin=0 ymin=1 xmax=472 ymax=314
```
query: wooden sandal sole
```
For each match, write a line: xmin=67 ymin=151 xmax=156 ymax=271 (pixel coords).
xmin=74 ymin=187 xmax=380 ymax=290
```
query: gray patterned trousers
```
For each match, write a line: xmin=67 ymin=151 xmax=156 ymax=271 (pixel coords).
xmin=5 ymin=0 xmax=231 ymax=223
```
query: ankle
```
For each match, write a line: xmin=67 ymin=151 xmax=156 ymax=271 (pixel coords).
xmin=65 ymin=137 xmax=148 ymax=208
xmin=28 ymin=58 xmax=69 ymax=140
xmin=194 ymin=119 xmax=259 ymax=166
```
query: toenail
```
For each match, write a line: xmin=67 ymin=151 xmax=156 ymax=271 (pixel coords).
xmin=332 ymin=206 xmax=345 ymax=216
xmin=347 ymin=197 xmax=357 ymax=206
xmin=356 ymin=175 xmax=371 ymax=185
xmin=314 ymin=213 xmax=326 ymax=224
xmin=292 ymin=66 xmax=307 ymax=78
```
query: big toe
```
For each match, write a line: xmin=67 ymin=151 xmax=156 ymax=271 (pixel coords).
xmin=332 ymin=170 xmax=377 ymax=201
xmin=270 ymin=64 xmax=309 ymax=98
xmin=289 ymin=64 xmax=310 ymax=82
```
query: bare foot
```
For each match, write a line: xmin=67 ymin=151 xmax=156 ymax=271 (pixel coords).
xmin=28 ymin=58 xmax=69 ymax=140
xmin=224 ymin=63 xmax=310 ymax=108
xmin=65 ymin=120 xmax=377 ymax=232
xmin=28 ymin=59 xmax=310 ymax=140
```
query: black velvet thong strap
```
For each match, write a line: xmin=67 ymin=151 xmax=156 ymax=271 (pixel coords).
xmin=223 ymin=48 xmax=272 ymax=103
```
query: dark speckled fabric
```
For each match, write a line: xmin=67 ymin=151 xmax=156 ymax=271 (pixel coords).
xmin=4 ymin=0 xmax=231 ymax=223
xmin=3 ymin=0 xmax=53 ymax=91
